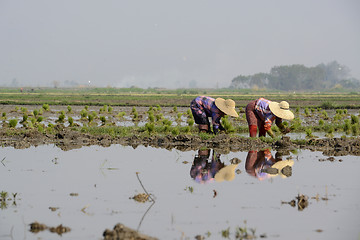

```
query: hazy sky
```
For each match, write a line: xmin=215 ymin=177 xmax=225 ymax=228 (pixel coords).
xmin=1 ymin=0 xmax=359 ymax=88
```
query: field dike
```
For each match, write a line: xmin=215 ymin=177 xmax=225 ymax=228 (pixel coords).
xmin=1 ymin=127 xmax=359 ymax=156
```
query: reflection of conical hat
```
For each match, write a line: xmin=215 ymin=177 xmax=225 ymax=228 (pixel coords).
xmin=271 ymin=160 xmax=294 ymax=178
xmin=214 ymin=98 xmax=239 ymax=117
xmin=269 ymin=101 xmax=294 ymax=120
xmin=214 ymin=164 xmax=239 ymax=182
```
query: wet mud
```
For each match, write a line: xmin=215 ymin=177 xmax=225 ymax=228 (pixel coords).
xmin=1 ymin=127 xmax=359 ymax=156
xmin=103 ymin=223 xmax=158 ymax=240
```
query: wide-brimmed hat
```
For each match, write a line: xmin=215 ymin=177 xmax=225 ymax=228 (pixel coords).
xmin=215 ymin=98 xmax=239 ymax=117
xmin=269 ymin=101 xmax=294 ymax=120
xmin=214 ymin=164 xmax=239 ymax=182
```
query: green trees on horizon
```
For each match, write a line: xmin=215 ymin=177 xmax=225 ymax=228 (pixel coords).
xmin=230 ymin=61 xmax=359 ymax=91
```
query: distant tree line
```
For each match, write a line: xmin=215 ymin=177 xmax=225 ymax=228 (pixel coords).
xmin=230 ymin=61 xmax=360 ymax=90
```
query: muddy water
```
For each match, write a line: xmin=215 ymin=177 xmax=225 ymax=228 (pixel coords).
xmin=0 ymin=145 xmax=359 ymax=240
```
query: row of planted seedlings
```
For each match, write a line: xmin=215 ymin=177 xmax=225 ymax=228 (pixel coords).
xmin=274 ymin=107 xmax=360 ymax=138
xmin=1 ymin=104 xmax=359 ymax=138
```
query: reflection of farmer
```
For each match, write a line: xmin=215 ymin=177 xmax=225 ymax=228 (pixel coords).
xmin=190 ymin=96 xmax=238 ymax=134
xmin=245 ymin=98 xmax=294 ymax=138
xmin=245 ymin=149 xmax=293 ymax=180
xmin=190 ymin=149 xmax=224 ymax=184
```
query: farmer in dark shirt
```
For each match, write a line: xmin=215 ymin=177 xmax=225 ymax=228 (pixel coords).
xmin=190 ymin=96 xmax=238 ymax=134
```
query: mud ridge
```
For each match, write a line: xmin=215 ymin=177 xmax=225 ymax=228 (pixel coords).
xmin=1 ymin=128 xmax=359 ymax=156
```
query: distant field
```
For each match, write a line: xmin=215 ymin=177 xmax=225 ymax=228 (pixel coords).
xmin=0 ymin=87 xmax=359 ymax=108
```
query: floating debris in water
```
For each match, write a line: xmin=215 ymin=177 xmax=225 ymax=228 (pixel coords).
xmin=30 ymin=222 xmax=70 ymax=235
xmin=281 ymin=194 xmax=309 ymax=211
xmin=103 ymin=223 xmax=158 ymax=240
xmin=318 ymin=157 xmax=343 ymax=162
xmin=130 ymin=193 xmax=150 ymax=203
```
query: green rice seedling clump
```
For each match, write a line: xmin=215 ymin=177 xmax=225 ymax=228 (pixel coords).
xmin=42 ymin=104 xmax=50 ymax=111
xmin=145 ymin=122 xmax=155 ymax=134
xmin=80 ymin=109 xmax=88 ymax=119
xmin=117 ymin=112 xmax=125 ymax=118
xmin=68 ymin=116 xmax=74 ymax=127
xmin=351 ymin=115 xmax=359 ymax=124
xmin=100 ymin=116 xmax=106 ymax=125
xmin=187 ymin=119 xmax=194 ymax=127
xmin=9 ymin=119 xmax=18 ymax=128
xmin=37 ymin=116 xmax=43 ymax=123
xmin=343 ymin=119 xmax=351 ymax=134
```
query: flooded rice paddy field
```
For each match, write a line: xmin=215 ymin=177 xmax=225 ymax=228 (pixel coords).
xmin=1 ymin=144 xmax=360 ymax=240
xmin=0 ymin=105 xmax=359 ymax=138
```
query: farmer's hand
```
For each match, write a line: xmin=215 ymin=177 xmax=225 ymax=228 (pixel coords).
xmin=281 ymin=127 xmax=291 ymax=134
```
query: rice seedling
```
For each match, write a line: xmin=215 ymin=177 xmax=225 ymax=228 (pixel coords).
xmin=304 ymin=108 xmax=310 ymax=117
xmin=108 ymin=105 xmax=113 ymax=113
xmin=145 ymin=122 xmax=155 ymax=134
xmin=333 ymin=114 xmax=342 ymax=122
xmin=180 ymin=126 xmax=191 ymax=133
xmin=42 ymin=104 xmax=50 ymax=111
xmin=351 ymin=124 xmax=359 ymax=136
xmin=20 ymin=114 xmax=28 ymax=124
xmin=295 ymin=107 xmax=300 ymax=114
xmin=8 ymin=119 xmax=18 ymax=128
xmin=80 ymin=109 xmax=88 ymax=119
xmin=351 ymin=115 xmax=359 ymax=124
xmin=37 ymin=125 xmax=44 ymax=133
xmin=88 ymin=114 xmax=94 ymax=124
xmin=305 ymin=128 xmax=314 ymax=138
xmin=68 ymin=116 xmax=74 ymax=127
xmin=100 ymin=116 xmax=106 ymax=125
xmin=56 ymin=112 xmax=65 ymax=123
xmin=21 ymin=107 xmax=28 ymax=113
xmin=156 ymin=105 xmax=162 ymax=111
xmin=155 ymin=113 xmax=164 ymax=121
xmin=171 ymin=127 xmax=180 ymax=135
xmin=221 ymin=227 xmax=230 ymax=238
xmin=290 ymin=117 xmax=302 ymax=131
xmin=172 ymin=106 xmax=178 ymax=112
xmin=343 ymin=119 xmax=351 ymax=134
xmin=321 ymin=110 xmax=329 ymax=120
xmin=148 ymin=112 xmax=155 ymax=123
xmin=176 ymin=112 xmax=182 ymax=122
xmin=33 ymin=109 xmax=39 ymax=118
xmin=162 ymin=119 xmax=172 ymax=126
xmin=67 ymin=105 xmax=72 ymax=113
xmin=1 ymin=112 xmax=6 ymax=120
xmin=37 ymin=116 xmax=43 ymax=123
xmin=222 ymin=116 xmax=235 ymax=133
xmin=319 ymin=119 xmax=324 ymax=126
xmin=116 ymin=112 xmax=126 ymax=119
xmin=187 ymin=118 xmax=194 ymax=127
xmin=0 ymin=191 xmax=8 ymax=200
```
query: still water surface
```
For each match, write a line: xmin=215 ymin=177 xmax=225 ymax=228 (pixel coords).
xmin=0 ymin=144 xmax=359 ymax=240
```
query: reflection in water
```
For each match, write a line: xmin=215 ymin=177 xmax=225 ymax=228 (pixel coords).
xmin=190 ymin=149 xmax=240 ymax=184
xmin=245 ymin=149 xmax=294 ymax=180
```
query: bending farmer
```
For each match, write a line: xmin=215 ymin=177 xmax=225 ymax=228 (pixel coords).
xmin=245 ymin=98 xmax=294 ymax=138
xmin=190 ymin=96 xmax=238 ymax=134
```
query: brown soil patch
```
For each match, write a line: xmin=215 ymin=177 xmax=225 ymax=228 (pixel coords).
xmin=1 ymin=127 xmax=359 ymax=156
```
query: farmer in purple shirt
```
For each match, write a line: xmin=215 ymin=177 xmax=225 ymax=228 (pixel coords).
xmin=190 ymin=96 xmax=238 ymax=134
xmin=245 ymin=98 xmax=294 ymax=137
